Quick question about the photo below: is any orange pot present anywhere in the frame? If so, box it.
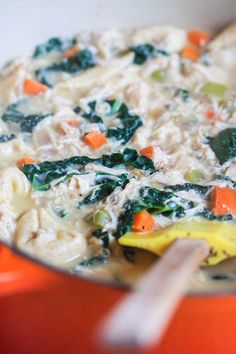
[1,242,236,354]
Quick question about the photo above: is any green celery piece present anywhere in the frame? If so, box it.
[109,99,123,115]
[151,69,167,83]
[185,170,204,183]
[87,210,110,228]
[201,82,227,98]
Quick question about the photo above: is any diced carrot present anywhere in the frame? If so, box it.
[188,30,210,48]
[205,111,215,119]
[17,156,38,169]
[204,111,222,121]
[140,146,155,160]
[82,131,107,149]
[23,79,48,96]
[63,47,79,58]
[181,46,200,61]
[132,210,155,232]
[210,187,236,216]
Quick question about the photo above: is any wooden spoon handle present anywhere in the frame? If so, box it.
[99,238,209,350]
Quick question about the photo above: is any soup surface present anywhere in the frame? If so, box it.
[1,23,236,289]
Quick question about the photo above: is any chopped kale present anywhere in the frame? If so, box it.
[22,149,155,191]
[74,106,81,114]
[106,101,143,144]
[130,44,168,65]
[115,186,195,237]
[101,148,155,171]
[107,115,142,144]
[177,88,190,102]
[36,49,96,86]
[20,114,49,133]
[35,68,52,88]
[208,128,236,165]
[2,102,50,133]
[115,203,135,238]
[80,173,129,206]
[122,148,155,171]
[81,101,105,130]
[33,37,76,58]
[75,99,143,144]
[92,229,109,248]
[131,44,155,65]
[198,208,233,221]
[22,156,93,191]
[165,183,211,198]
[136,186,194,216]
[0,134,16,143]
[2,102,24,123]
[46,49,95,73]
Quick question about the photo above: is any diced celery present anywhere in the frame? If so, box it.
[151,69,167,83]
[109,99,123,115]
[86,210,111,228]
[201,82,227,98]
[185,169,204,183]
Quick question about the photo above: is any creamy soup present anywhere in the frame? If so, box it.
[1,23,236,290]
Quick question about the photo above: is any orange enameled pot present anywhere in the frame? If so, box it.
[1,242,236,354]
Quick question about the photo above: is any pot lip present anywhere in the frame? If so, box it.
[3,240,236,298]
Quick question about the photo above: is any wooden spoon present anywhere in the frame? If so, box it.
[98,238,209,350]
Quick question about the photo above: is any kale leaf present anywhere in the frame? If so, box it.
[165,183,211,198]
[198,208,233,221]
[33,37,76,58]
[115,186,194,237]
[35,68,53,87]
[122,148,155,171]
[75,100,143,144]
[22,149,155,191]
[46,49,95,73]
[22,156,93,191]
[0,134,16,143]
[92,229,109,248]
[130,44,168,65]
[208,128,236,165]
[101,148,155,171]
[36,49,96,86]
[2,102,49,133]
[115,203,135,238]
[106,100,143,144]
[177,88,190,102]
[80,173,129,206]
[81,101,105,130]
[20,114,49,133]
[2,102,24,123]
